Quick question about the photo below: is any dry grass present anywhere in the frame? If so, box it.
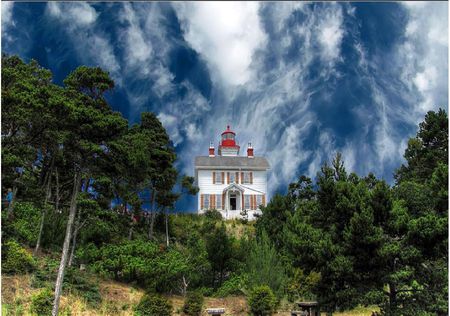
[2,274,378,316]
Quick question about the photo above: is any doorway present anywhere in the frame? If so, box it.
[230,193,237,210]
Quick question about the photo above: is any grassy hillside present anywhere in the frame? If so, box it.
[2,274,378,316]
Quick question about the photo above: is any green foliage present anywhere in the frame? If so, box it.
[134,293,172,316]
[215,273,248,297]
[205,222,233,288]
[248,285,277,316]
[396,108,448,183]
[64,268,102,308]
[182,291,204,316]
[30,288,53,316]
[183,232,212,289]
[203,209,223,222]
[245,231,287,298]
[285,268,320,302]
[85,240,188,292]
[1,240,36,274]
[4,202,41,246]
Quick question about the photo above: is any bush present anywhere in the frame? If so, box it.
[134,293,172,316]
[2,240,36,274]
[30,288,53,316]
[183,291,204,316]
[7,202,41,246]
[215,273,247,297]
[248,285,277,316]
[64,268,102,308]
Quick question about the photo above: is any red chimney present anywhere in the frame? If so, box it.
[209,141,215,157]
[247,142,254,158]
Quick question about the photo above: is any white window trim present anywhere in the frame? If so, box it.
[204,194,210,210]
[216,194,222,210]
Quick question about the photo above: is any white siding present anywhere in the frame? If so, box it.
[197,168,268,219]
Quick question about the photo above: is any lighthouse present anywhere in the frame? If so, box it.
[194,126,270,220]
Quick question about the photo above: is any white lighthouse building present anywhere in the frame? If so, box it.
[195,126,270,220]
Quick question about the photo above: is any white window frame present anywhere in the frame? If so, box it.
[243,172,251,184]
[244,195,251,210]
[215,172,222,184]
[204,194,210,209]
[216,194,222,210]
[256,195,263,208]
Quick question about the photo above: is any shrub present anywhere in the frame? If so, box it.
[134,293,172,316]
[183,291,204,316]
[8,202,41,246]
[64,268,102,308]
[203,209,223,221]
[2,240,36,274]
[215,273,247,297]
[248,285,277,316]
[30,288,53,316]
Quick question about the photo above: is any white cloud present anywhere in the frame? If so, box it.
[47,2,97,26]
[400,2,448,116]
[317,6,344,63]
[2,2,14,27]
[119,3,153,70]
[174,2,267,86]
[46,2,121,83]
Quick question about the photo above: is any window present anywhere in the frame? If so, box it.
[243,172,251,184]
[256,195,263,208]
[216,194,222,210]
[229,172,235,183]
[215,172,222,184]
[244,195,251,210]
[204,195,210,209]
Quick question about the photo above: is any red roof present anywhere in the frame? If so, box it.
[220,125,239,148]
[221,125,236,135]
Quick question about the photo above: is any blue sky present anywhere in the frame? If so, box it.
[2,2,448,211]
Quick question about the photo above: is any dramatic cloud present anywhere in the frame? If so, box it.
[2,2,14,27]
[174,2,267,86]
[401,2,448,118]
[3,2,447,210]
[46,2,121,82]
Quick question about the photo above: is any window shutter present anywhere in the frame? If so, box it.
[241,172,244,184]
[221,172,225,184]
[222,193,226,209]
[250,172,253,184]
[262,194,266,206]
[242,194,244,210]
[211,195,215,209]
[227,172,230,184]
[200,194,204,210]
[253,195,257,210]
[212,172,216,184]
[236,172,239,184]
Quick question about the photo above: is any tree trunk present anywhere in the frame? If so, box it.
[68,211,81,267]
[68,176,90,267]
[52,170,81,316]
[128,204,134,240]
[165,207,169,247]
[148,190,157,240]
[55,168,60,213]
[388,282,397,315]
[35,157,55,254]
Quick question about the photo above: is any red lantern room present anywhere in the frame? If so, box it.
[218,125,240,156]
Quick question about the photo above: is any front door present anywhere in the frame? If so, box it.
[230,193,237,210]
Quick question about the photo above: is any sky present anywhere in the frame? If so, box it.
[2,2,448,211]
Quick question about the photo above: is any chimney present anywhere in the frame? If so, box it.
[209,141,215,157]
[247,142,254,158]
